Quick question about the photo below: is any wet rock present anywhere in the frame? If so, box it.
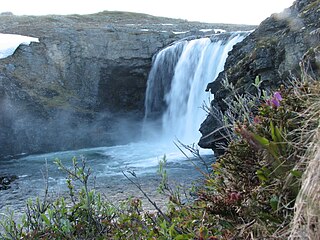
[199,0,320,154]
[0,175,18,190]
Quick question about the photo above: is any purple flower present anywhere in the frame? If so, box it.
[274,92,283,101]
[265,91,283,108]
[271,98,280,108]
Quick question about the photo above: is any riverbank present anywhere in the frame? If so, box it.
[0,166,201,214]
[0,144,210,227]
[1,70,319,239]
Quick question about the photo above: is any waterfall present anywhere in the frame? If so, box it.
[144,32,249,145]
[144,41,186,120]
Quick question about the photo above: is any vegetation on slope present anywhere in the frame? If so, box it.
[1,68,319,239]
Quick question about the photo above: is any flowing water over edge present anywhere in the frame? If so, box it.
[144,32,249,144]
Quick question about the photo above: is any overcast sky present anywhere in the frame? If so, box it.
[1,0,294,25]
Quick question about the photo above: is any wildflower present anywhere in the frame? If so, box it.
[271,98,281,108]
[266,91,283,108]
[274,91,283,101]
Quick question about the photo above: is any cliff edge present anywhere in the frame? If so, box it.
[199,0,320,153]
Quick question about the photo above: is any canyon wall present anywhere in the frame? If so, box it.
[0,11,254,157]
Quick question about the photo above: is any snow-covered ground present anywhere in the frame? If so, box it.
[0,33,39,59]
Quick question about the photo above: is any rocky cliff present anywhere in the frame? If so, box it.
[0,11,255,158]
[199,0,320,153]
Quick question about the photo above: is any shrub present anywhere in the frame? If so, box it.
[200,70,320,238]
[1,70,318,239]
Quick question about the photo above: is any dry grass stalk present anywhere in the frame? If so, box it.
[290,142,320,239]
[289,85,320,239]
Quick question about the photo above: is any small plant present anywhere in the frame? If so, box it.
[0,157,120,239]
[198,69,320,238]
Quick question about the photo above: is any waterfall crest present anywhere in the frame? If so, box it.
[144,32,249,145]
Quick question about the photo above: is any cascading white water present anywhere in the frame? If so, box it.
[145,32,249,144]
[144,41,186,120]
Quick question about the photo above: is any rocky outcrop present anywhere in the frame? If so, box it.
[199,0,320,153]
[0,11,255,158]
[0,175,18,190]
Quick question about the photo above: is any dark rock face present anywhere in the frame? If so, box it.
[0,11,255,158]
[199,0,320,153]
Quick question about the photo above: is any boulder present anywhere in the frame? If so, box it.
[0,175,18,190]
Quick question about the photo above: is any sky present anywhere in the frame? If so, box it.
[1,0,294,25]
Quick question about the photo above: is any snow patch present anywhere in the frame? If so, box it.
[0,33,39,59]
[199,29,213,32]
[172,31,189,34]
